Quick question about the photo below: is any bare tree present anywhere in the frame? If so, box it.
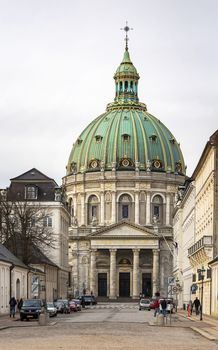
[0,193,55,265]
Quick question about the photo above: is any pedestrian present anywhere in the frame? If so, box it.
[18,298,23,312]
[193,297,200,315]
[160,298,167,317]
[153,298,160,317]
[9,297,17,318]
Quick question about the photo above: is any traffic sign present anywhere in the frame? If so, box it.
[168,277,175,286]
[172,286,178,292]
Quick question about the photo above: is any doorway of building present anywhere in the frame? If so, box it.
[98,273,107,296]
[142,273,152,297]
[119,272,130,297]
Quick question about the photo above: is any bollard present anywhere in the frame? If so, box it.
[38,313,47,326]
[157,313,164,326]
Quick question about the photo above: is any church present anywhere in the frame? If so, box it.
[63,28,186,299]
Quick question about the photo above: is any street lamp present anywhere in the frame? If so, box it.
[197,266,206,321]
[175,277,180,312]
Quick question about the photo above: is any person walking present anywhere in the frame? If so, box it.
[9,297,17,318]
[153,298,160,317]
[18,298,23,312]
[160,298,167,317]
[193,297,200,315]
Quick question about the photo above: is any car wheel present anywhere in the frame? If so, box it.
[139,308,141,311]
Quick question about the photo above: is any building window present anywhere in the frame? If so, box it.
[91,205,97,218]
[207,269,211,279]
[122,205,129,218]
[25,186,38,200]
[43,216,52,227]
[192,274,196,282]
[154,205,160,218]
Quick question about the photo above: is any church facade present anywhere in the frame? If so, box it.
[64,38,186,299]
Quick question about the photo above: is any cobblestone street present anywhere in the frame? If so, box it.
[0,303,218,350]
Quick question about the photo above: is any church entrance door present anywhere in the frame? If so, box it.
[98,273,107,296]
[119,272,130,297]
[142,273,152,297]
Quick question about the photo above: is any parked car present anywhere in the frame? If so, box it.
[20,299,43,321]
[79,295,97,306]
[69,301,77,312]
[54,301,65,314]
[56,299,70,314]
[71,299,82,311]
[139,298,151,311]
[46,302,57,317]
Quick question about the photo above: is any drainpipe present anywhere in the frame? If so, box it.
[9,264,15,299]
[27,270,31,299]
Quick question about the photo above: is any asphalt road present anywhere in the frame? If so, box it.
[0,303,217,350]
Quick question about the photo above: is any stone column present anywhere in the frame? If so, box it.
[146,192,151,225]
[166,194,170,226]
[100,192,105,226]
[109,249,117,299]
[132,249,140,299]
[111,191,116,224]
[90,249,97,295]
[152,249,160,297]
[80,194,85,226]
[135,192,140,225]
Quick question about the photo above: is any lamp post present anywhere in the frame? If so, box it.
[197,266,206,321]
[175,277,180,312]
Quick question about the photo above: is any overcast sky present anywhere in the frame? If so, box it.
[0,0,217,187]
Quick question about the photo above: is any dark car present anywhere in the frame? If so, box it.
[20,299,43,321]
[80,295,97,306]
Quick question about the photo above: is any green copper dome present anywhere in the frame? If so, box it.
[67,48,185,175]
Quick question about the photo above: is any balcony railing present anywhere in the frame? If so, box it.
[188,235,213,256]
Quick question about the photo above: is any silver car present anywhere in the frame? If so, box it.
[139,298,151,311]
[46,302,57,317]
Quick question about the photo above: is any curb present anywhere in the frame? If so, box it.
[191,326,216,341]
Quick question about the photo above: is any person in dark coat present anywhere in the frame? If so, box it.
[193,297,200,315]
[9,297,17,318]
[18,298,23,311]
[160,298,167,317]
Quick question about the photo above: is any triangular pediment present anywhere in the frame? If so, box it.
[89,221,157,239]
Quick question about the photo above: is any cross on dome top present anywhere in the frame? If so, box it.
[120,21,133,50]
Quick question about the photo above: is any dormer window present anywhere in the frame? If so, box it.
[122,133,130,142]
[77,138,83,145]
[95,135,103,143]
[25,185,38,200]
[149,134,157,142]
[170,138,176,144]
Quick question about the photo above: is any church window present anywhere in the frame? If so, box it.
[120,81,123,92]
[130,81,133,92]
[152,195,163,224]
[25,186,38,200]
[154,205,159,218]
[124,81,128,91]
[149,134,157,142]
[122,205,129,218]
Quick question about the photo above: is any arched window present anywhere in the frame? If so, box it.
[120,81,123,92]
[151,195,164,224]
[124,81,128,92]
[118,194,133,221]
[88,195,99,225]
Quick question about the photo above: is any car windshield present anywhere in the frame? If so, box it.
[47,303,54,307]
[23,300,41,307]
[141,299,150,304]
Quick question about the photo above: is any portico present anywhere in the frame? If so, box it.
[87,222,160,299]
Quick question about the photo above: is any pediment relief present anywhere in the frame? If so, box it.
[89,221,156,239]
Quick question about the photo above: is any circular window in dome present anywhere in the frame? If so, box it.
[90,159,99,169]
[153,160,162,169]
[122,159,130,167]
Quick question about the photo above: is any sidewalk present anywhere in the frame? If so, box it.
[0,313,55,331]
[177,309,218,341]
